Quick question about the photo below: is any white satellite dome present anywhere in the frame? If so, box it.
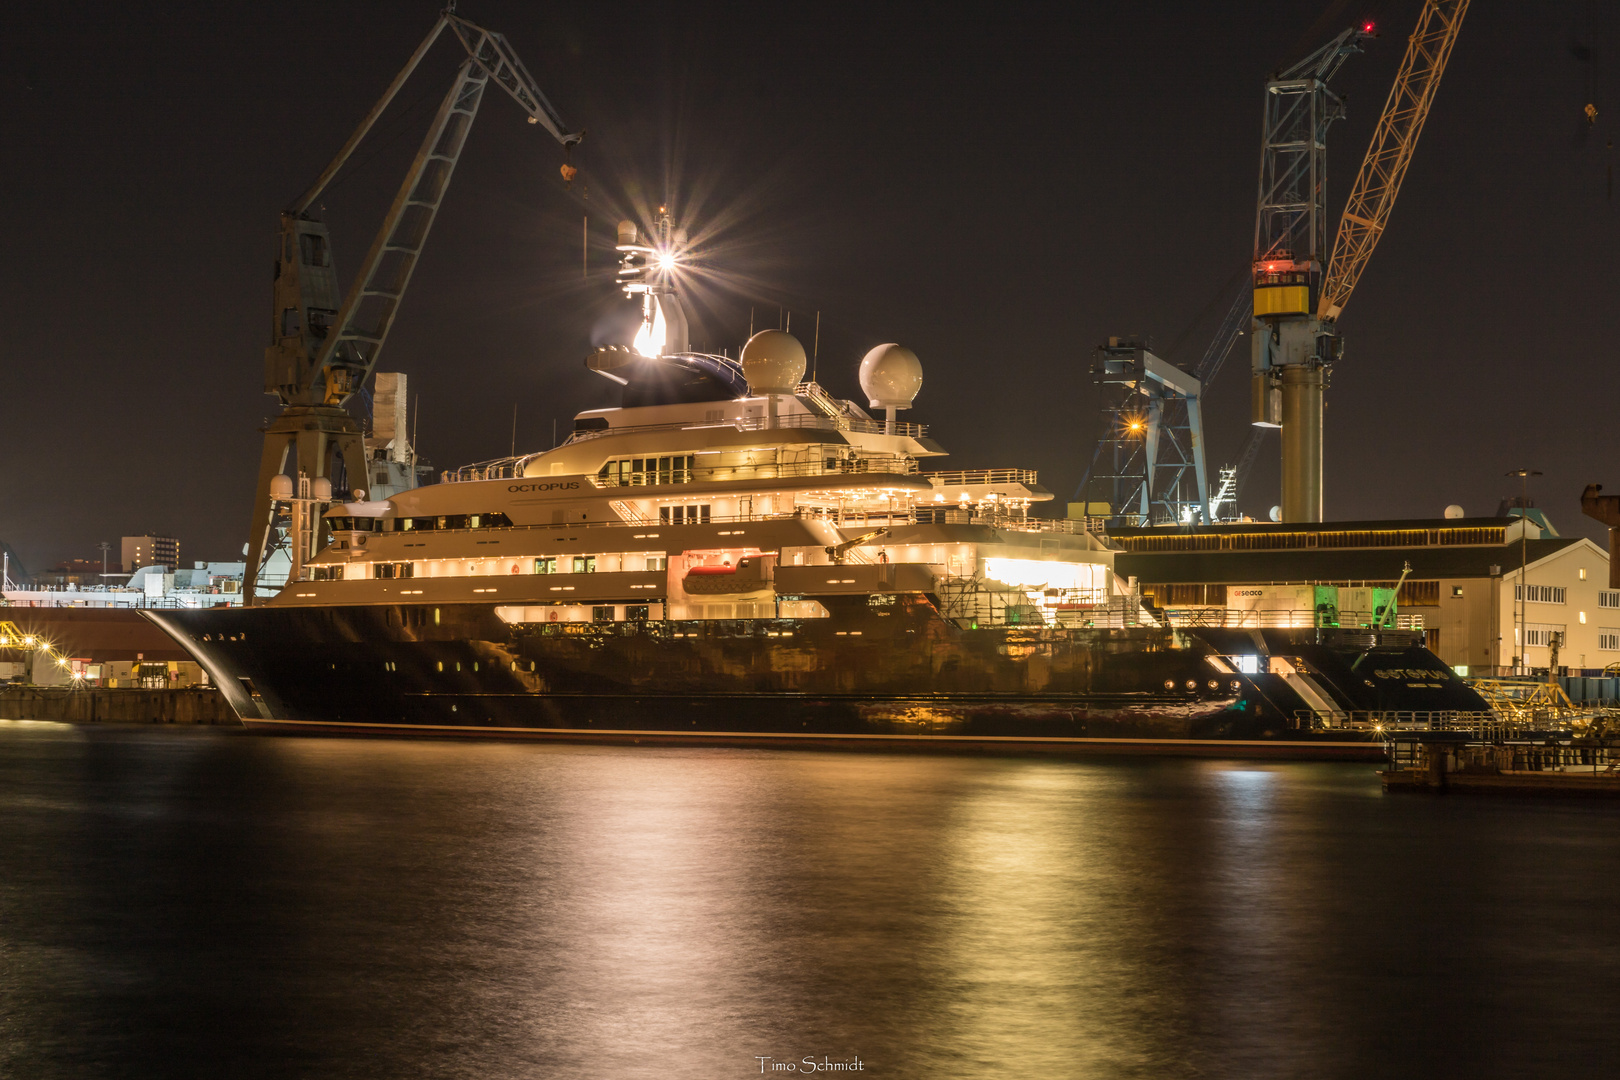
[858,344,923,410]
[1444,504,1465,519]
[740,330,807,395]
[1269,505,1282,522]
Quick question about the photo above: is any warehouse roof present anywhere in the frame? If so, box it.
[1117,537,1592,584]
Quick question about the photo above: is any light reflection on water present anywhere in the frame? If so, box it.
[1,723,1618,1079]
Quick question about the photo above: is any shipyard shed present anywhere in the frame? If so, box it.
[1111,517,1613,676]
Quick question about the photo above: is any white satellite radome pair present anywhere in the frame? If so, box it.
[740,331,922,432]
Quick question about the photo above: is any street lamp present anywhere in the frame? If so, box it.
[1506,468,1542,673]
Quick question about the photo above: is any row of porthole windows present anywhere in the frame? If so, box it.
[393,659,543,673]
[1165,678,1244,694]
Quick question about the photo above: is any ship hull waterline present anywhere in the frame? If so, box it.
[142,601,1403,761]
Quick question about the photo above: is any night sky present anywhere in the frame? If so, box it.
[2,1,1613,574]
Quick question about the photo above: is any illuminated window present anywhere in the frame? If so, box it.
[533,558,557,575]
[572,556,596,574]
[1580,567,1588,580]
[599,455,695,486]
[660,504,711,525]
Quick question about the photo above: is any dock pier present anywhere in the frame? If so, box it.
[0,686,239,726]
[1381,730,1620,796]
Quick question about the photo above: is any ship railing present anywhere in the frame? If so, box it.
[1001,517,1106,536]
[920,469,1041,488]
[444,456,529,483]
[561,412,929,446]
[794,380,847,419]
[1160,607,1425,630]
[911,509,1095,535]
[591,455,919,487]
[1302,710,1517,738]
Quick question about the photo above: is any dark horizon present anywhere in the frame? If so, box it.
[2,0,1613,573]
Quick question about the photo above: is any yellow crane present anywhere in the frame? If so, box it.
[1318,0,1471,321]
[1251,0,1469,522]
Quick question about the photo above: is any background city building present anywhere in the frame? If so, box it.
[121,535,179,573]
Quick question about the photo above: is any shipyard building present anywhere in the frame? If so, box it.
[1113,515,1613,676]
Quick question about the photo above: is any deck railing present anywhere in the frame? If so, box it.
[921,469,1040,488]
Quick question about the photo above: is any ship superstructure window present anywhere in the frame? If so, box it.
[308,566,341,581]
[534,557,558,574]
[592,606,614,622]
[1514,585,1567,604]
[661,504,711,525]
[396,513,512,532]
[599,455,695,487]
[572,556,597,574]
[373,562,415,579]
[325,516,381,532]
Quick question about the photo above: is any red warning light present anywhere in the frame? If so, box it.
[1362,21,1376,33]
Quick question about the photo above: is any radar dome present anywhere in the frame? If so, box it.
[1444,504,1465,519]
[740,330,807,395]
[1269,505,1282,522]
[269,474,293,500]
[858,344,923,410]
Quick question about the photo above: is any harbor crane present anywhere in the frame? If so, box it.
[1254,0,1469,521]
[244,9,581,600]
[1076,24,1370,527]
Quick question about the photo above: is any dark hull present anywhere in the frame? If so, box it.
[142,596,1479,760]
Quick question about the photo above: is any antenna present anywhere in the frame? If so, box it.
[812,311,821,383]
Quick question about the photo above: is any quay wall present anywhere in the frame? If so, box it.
[0,687,240,726]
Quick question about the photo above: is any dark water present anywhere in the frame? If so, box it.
[2,723,1618,1079]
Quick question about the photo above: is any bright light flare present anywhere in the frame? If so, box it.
[658,252,678,272]
[633,296,670,357]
